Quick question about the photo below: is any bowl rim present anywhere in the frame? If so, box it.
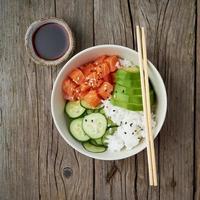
[51,44,167,160]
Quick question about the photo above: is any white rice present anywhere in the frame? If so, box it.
[102,99,156,152]
[119,58,134,67]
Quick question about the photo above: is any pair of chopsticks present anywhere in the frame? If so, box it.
[136,26,157,186]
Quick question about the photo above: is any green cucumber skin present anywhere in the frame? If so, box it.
[81,100,102,110]
[107,118,118,128]
[82,142,107,153]
[90,139,98,146]
[95,138,104,146]
[99,108,105,115]
[82,113,107,139]
[65,110,86,119]
[102,127,117,146]
[69,132,90,142]
[69,118,90,142]
[86,109,94,115]
[65,101,86,118]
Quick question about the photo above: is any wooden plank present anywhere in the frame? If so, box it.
[0,0,94,199]
[129,0,195,199]
[0,0,55,199]
[52,0,94,200]
[93,1,138,200]
[195,0,200,199]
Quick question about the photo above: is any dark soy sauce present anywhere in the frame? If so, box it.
[32,23,69,60]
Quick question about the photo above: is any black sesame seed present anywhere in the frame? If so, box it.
[85,119,87,122]
[125,122,127,125]
[130,123,133,127]
[124,132,127,134]
[113,110,116,112]
[91,119,93,122]
[120,121,123,125]
[132,132,134,135]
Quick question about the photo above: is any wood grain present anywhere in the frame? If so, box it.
[0,0,94,200]
[195,0,200,199]
[129,0,195,199]
[53,0,94,199]
[0,0,198,199]
[0,0,55,199]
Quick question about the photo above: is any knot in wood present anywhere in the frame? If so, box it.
[63,167,73,178]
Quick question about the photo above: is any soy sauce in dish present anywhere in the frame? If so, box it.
[32,23,69,60]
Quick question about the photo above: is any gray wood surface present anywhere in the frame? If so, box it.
[195,1,200,200]
[0,0,198,200]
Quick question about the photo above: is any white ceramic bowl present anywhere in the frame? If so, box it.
[51,45,167,160]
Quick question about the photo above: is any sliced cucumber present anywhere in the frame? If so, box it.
[95,138,104,145]
[99,108,105,115]
[82,113,107,139]
[81,100,101,110]
[102,127,117,146]
[86,109,94,115]
[65,101,85,118]
[83,142,106,153]
[107,118,118,128]
[90,139,98,146]
[69,118,90,141]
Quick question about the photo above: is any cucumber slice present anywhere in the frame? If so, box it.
[94,109,100,113]
[65,101,86,118]
[81,100,101,110]
[113,91,154,104]
[102,127,117,146]
[90,139,98,146]
[82,113,107,139]
[95,138,104,145]
[70,118,90,141]
[83,142,106,153]
[107,118,118,128]
[86,109,94,115]
[99,108,105,115]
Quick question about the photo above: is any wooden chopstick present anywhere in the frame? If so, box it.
[136,26,154,186]
[141,27,158,186]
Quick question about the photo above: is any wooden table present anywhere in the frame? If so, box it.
[0,0,199,199]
